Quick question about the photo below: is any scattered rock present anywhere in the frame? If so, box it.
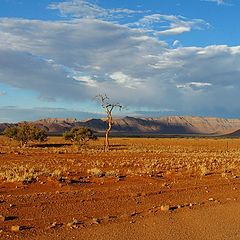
[67,218,81,229]
[208,198,214,201]
[160,205,170,211]
[130,211,137,217]
[92,217,100,224]
[104,215,117,222]
[11,225,21,232]
[49,222,59,229]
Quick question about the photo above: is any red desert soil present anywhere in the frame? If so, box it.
[1,136,240,239]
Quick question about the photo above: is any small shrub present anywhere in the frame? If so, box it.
[87,168,104,177]
[199,164,210,176]
[105,170,120,177]
[0,165,38,183]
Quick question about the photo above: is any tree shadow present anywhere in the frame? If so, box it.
[33,143,72,148]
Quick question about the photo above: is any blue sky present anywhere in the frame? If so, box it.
[0,0,240,122]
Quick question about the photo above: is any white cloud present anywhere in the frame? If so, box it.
[48,0,145,20]
[172,40,181,48]
[109,72,143,89]
[176,82,212,89]
[48,1,209,37]
[48,0,108,19]
[202,0,228,5]
[0,4,240,117]
[128,14,209,36]
[72,75,97,87]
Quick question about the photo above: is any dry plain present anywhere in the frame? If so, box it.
[1,136,240,239]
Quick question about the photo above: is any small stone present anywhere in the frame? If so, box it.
[11,225,21,232]
[208,198,214,201]
[92,218,100,224]
[49,222,57,228]
[130,211,137,217]
[0,215,5,221]
[160,205,170,211]
[66,218,80,229]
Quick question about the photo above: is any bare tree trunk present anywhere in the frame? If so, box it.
[95,94,122,152]
[104,114,112,151]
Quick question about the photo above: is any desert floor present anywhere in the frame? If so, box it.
[1,136,240,239]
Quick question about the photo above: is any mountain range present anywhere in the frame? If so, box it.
[1,116,240,136]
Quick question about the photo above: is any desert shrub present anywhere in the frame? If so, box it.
[4,123,47,147]
[63,127,96,147]
[0,165,38,183]
[87,168,104,177]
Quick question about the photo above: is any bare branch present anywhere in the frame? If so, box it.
[95,94,124,151]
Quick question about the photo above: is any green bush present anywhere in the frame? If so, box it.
[63,127,96,147]
[4,123,47,147]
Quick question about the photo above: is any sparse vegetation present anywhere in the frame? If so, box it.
[0,165,39,183]
[0,163,67,183]
[1,136,240,239]
[87,168,104,177]
[1,136,240,182]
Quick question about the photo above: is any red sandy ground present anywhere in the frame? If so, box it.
[0,137,240,239]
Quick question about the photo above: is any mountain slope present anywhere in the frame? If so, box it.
[1,116,240,136]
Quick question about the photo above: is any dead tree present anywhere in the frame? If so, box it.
[95,94,123,151]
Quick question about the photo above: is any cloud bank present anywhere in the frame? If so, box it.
[0,0,240,119]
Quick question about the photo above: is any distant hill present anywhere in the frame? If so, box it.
[1,116,240,136]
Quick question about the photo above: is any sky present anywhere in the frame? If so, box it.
[0,0,240,122]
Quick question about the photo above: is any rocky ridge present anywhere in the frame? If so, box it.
[1,116,240,136]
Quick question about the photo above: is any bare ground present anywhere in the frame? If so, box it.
[1,137,240,239]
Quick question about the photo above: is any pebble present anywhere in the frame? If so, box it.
[160,205,170,211]
[92,218,100,224]
[11,225,21,232]
[49,222,58,229]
